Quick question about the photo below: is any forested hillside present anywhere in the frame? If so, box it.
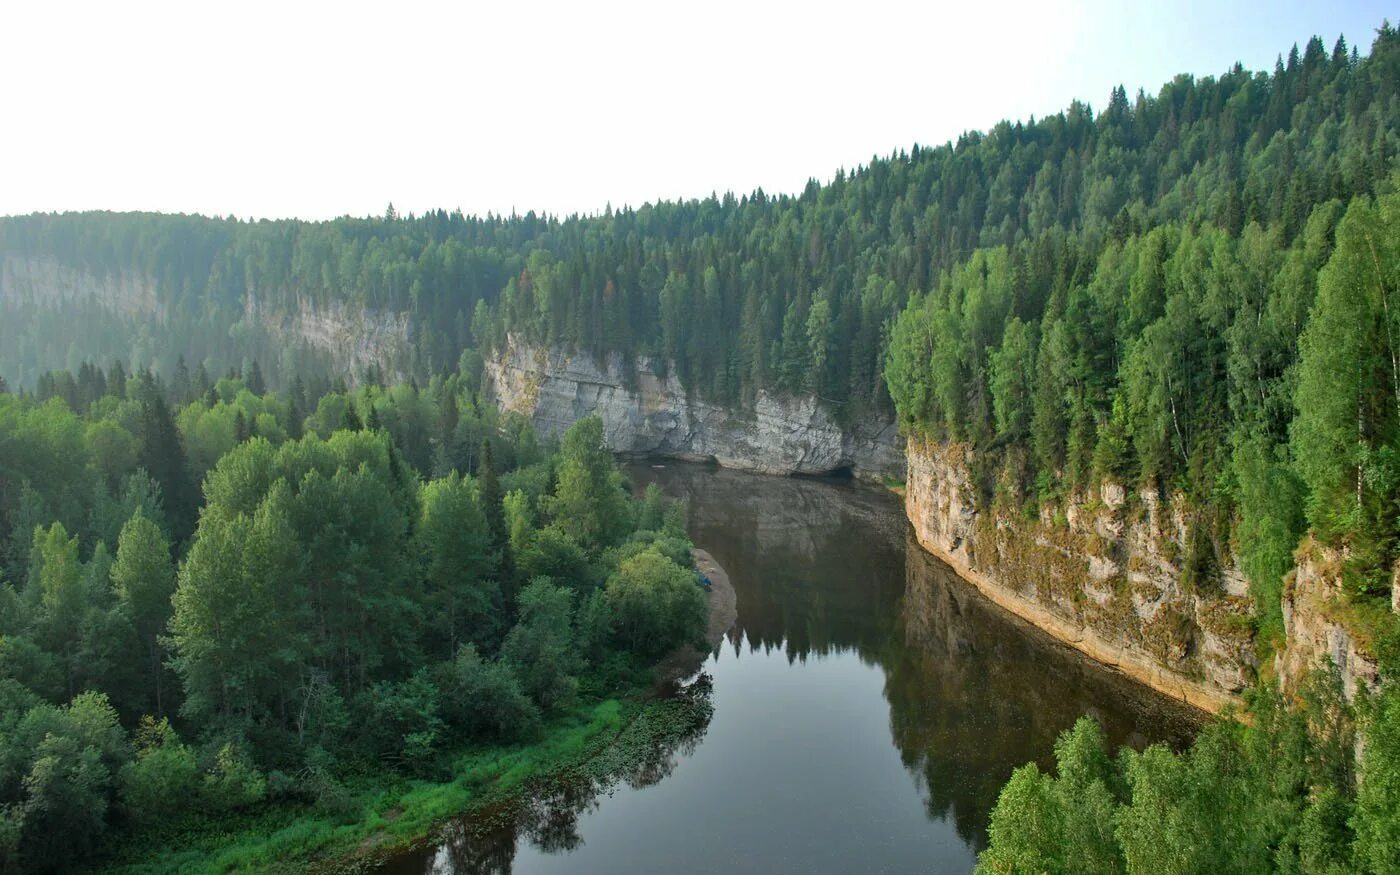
[0,360,710,872]
[882,48,1399,639]
[5,29,1396,425]
[4,22,1400,875]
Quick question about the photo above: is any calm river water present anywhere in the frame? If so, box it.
[383,462,1201,874]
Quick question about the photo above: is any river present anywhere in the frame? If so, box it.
[383,462,1201,874]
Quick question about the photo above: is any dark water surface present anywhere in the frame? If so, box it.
[383,463,1201,874]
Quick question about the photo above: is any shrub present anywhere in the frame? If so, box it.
[604,547,706,661]
[119,717,200,824]
[201,743,267,811]
[434,644,540,742]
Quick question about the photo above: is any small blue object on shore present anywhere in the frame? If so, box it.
[697,572,712,589]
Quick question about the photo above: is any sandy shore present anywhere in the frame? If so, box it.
[655,547,737,684]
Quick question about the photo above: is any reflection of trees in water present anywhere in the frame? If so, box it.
[424,813,517,875]
[635,462,1200,851]
[886,536,1202,848]
[518,779,596,854]
[633,463,908,664]
[389,675,714,874]
[624,711,705,790]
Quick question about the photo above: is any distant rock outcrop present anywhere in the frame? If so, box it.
[483,335,904,480]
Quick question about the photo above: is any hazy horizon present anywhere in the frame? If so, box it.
[2,0,1392,222]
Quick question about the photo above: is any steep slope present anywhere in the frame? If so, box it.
[484,335,902,478]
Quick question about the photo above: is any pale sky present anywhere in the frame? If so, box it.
[0,0,1391,221]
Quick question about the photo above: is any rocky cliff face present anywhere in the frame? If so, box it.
[1276,542,1384,700]
[484,336,904,479]
[243,292,414,384]
[903,437,1255,713]
[1,256,163,320]
[1,255,414,384]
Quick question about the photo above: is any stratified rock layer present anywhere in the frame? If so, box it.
[484,335,904,479]
[1277,542,1383,700]
[903,436,1255,714]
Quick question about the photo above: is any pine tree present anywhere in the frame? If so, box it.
[287,376,306,440]
[172,356,192,405]
[138,394,198,542]
[478,440,511,586]
[109,360,127,399]
[244,360,266,396]
[342,402,363,432]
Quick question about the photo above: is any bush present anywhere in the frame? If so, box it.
[119,717,200,824]
[434,645,540,742]
[607,531,693,572]
[201,743,267,811]
[354,671,444,770]
[518,527,596,593]
[604,547,706,661]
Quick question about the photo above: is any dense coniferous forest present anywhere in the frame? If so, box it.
[0,360,708,872]
[5,29,1396,419]
[3,21,1400,875]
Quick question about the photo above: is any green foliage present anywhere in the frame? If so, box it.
[0,348,702,869]
[0,692,127,871]
[603,548,707,661]
[502,580,578,712]
[433,644,540,742]
[111,509,175,714]
[1355,683,1400,872]
[415,473,497,657]
[118,717,199,825]
[549,417,631,550]
[1292,194,1400,596]
[978,718,1124,875]
[200,742,267,811]
[1233,435,1306,640]
[517,527,594,593]
[979,667,1394,875]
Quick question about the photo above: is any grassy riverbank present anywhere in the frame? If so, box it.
[90,546,735,875]
[89,697,631,874]
[90,683,717,875]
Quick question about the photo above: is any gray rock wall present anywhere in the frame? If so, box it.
[903,436,1254,713]
[1277,543,1383,700]
[483,335,904,479]
[1,256,163,320]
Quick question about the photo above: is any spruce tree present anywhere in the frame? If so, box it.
[478,439,512,586]
[137,394,198,542]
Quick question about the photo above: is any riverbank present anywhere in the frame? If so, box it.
[90,554,734,875]
[656,548,738,685]
[89,700,636,874]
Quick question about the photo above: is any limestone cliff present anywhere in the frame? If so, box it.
[903,437,1255,713]
[484,335,904,479]
[1276,542,1384,700]
[242,292,414,384]
[1,255,413,384]
[1,256,163,321]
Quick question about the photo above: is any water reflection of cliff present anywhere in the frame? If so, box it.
[636,463,908,663]
[389,463,1203,873]
[639,462,1201,851]
[890,536,1201,848]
